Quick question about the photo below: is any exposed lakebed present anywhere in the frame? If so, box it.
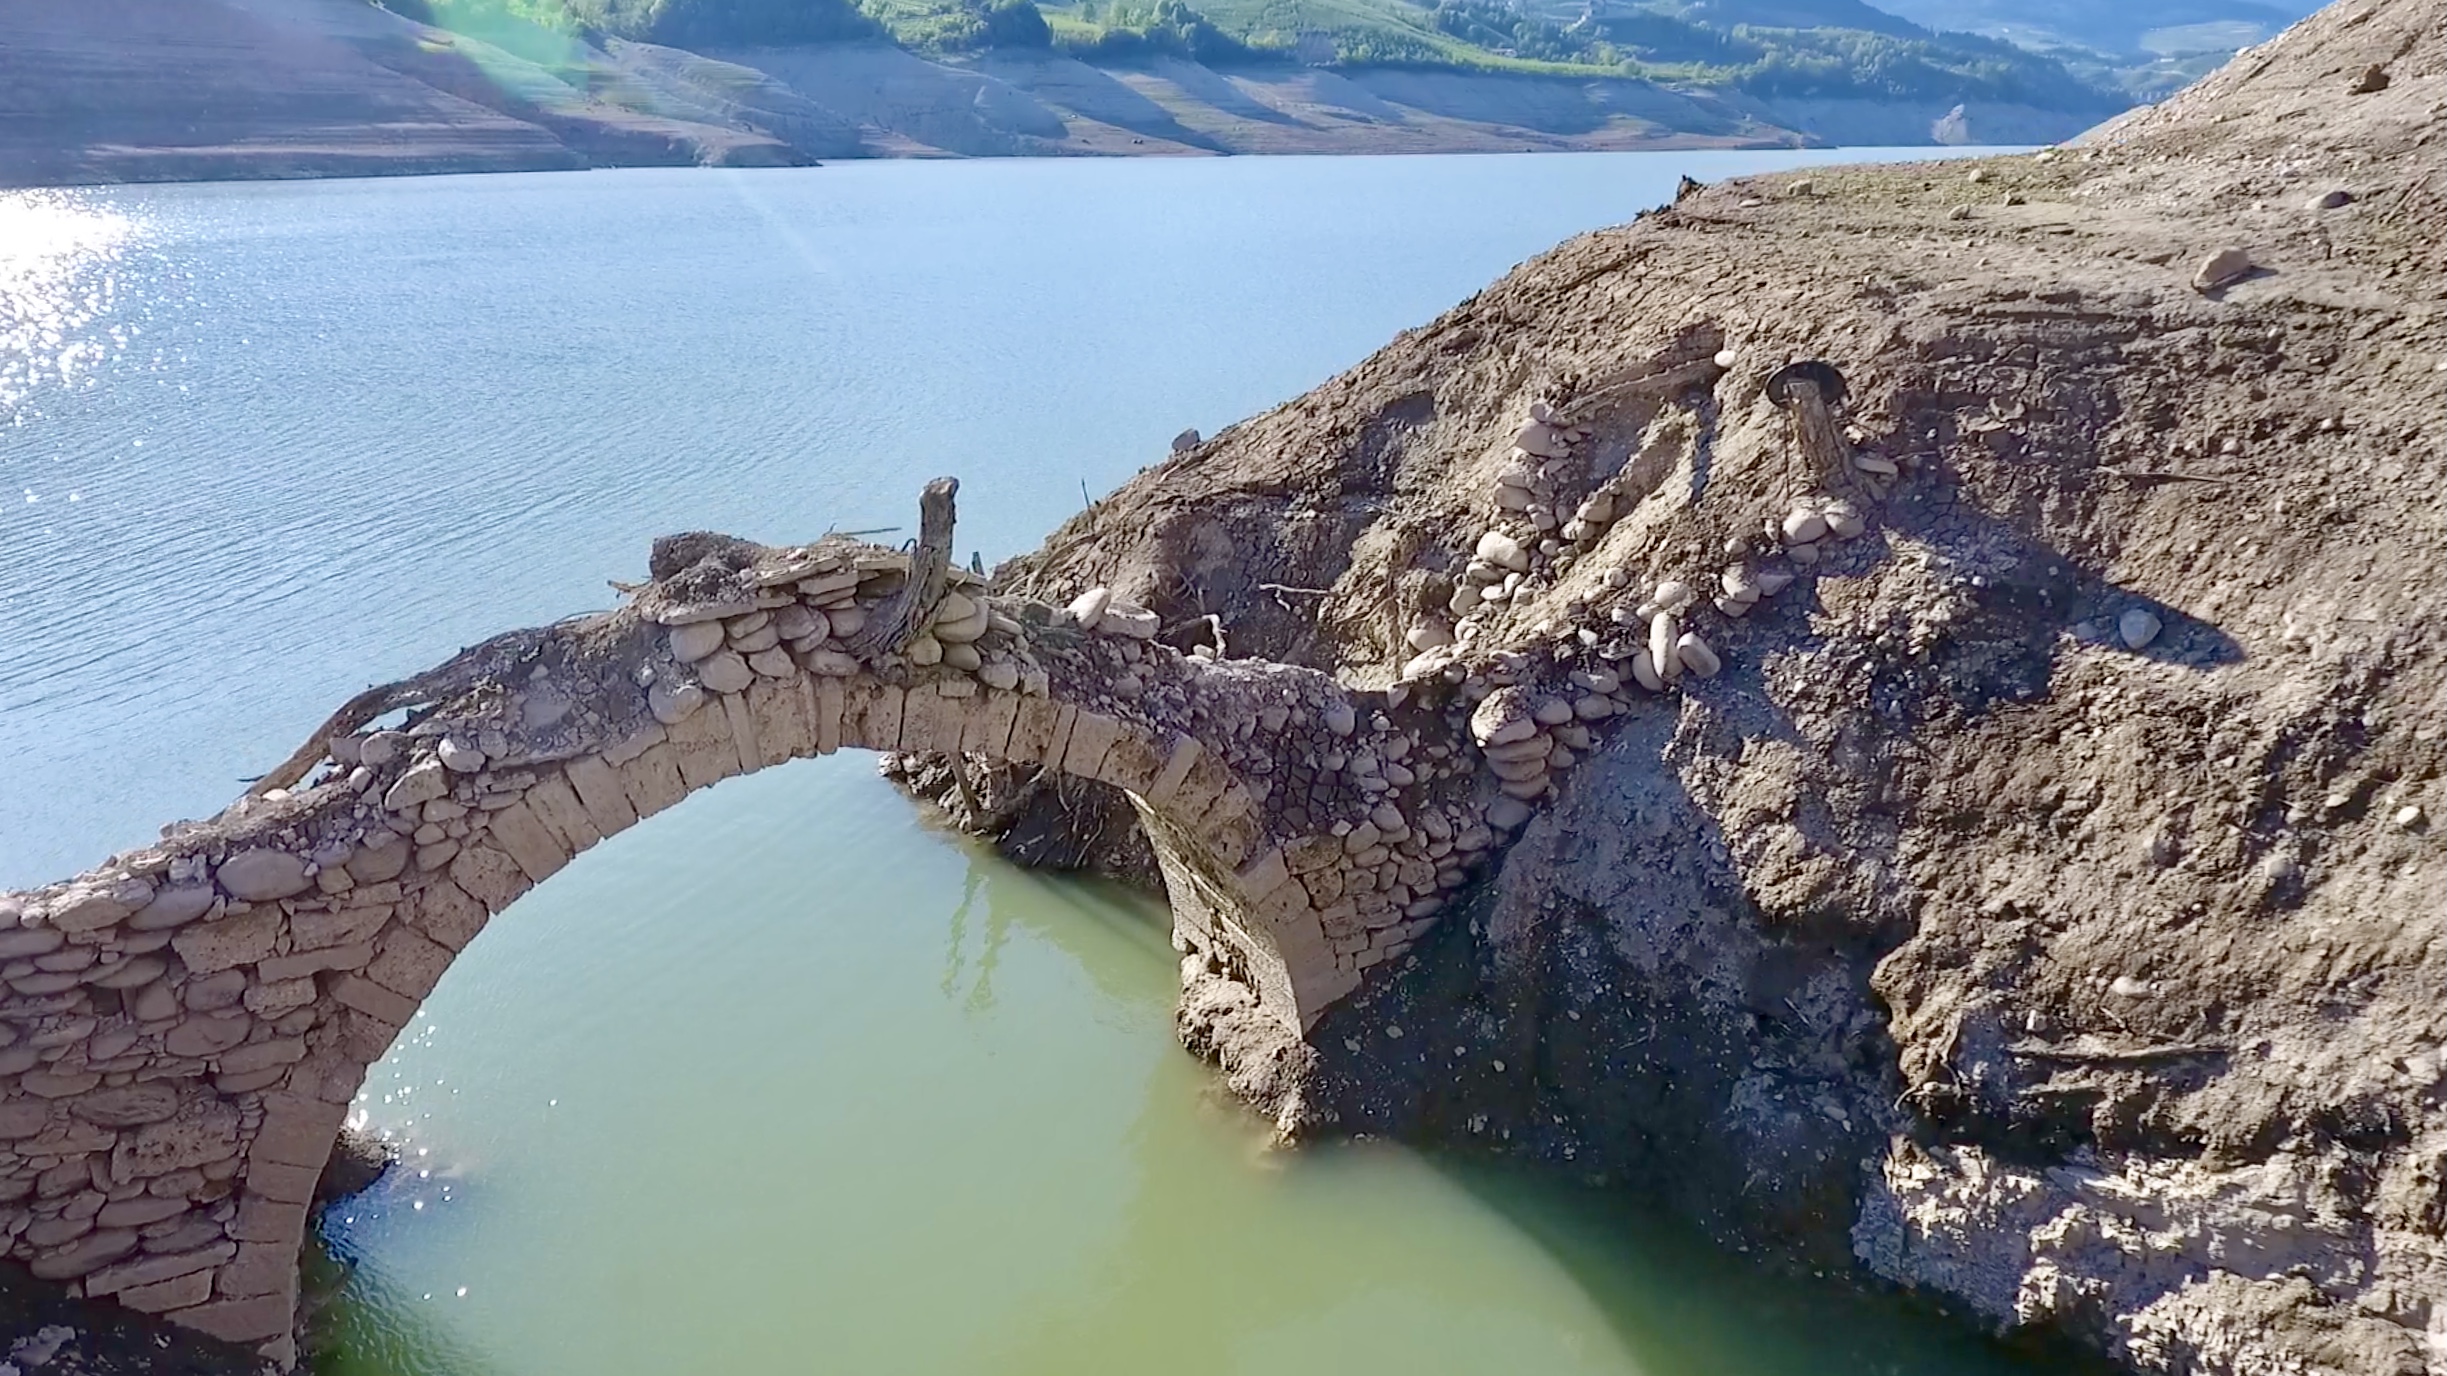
[0,151,2045,1374]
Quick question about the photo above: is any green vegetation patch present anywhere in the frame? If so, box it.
[379,0,2129,111]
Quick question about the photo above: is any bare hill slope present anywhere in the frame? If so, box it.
[991,2,2447,1371]
[0,0,2116,185]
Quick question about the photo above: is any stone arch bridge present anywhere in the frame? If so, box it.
[0,480,1531,1363]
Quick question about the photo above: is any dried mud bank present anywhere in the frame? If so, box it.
[989,3,2447,1373]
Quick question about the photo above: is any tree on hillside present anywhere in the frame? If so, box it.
[978,0,1053,49]
[569,0,887,43]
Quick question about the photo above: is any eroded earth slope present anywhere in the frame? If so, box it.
[996,2,2447,1370]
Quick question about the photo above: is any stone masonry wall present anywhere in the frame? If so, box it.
[0,505,1582,1365]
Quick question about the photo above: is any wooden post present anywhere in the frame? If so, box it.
[846,476,959,658]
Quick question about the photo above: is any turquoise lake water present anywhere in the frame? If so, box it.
[0,151,2050,1374]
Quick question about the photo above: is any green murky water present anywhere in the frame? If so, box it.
[308,763,2038,1376]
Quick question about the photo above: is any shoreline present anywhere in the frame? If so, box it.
[2,141,2011,197]
[0,133,1797,195]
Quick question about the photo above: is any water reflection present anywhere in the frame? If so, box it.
[0,190,138,423]
[941,861,1014,1014]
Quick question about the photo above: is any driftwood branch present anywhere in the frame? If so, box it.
[1560,357,1722,422]
[2010,1041,2227,1066]
[247,624,554,798]
[846,477,959,657]
[1786,380,1851,487]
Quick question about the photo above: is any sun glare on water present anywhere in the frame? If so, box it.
[0,190,140,421]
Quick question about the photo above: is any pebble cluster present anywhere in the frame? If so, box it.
[1389,389,1890,812]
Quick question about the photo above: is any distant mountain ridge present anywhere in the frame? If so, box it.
[1866,0,2328,96]
[1872,0,2321,52]
[0,0,2317,186]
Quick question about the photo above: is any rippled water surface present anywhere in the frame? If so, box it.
[0,153,2039,1375]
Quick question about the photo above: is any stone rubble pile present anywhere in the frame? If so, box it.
[1385,381,1899,812]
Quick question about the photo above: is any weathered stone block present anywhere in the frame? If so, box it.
[720,691,763,774]
[117,1266,213,1313]
[1095,729,1165,794]
[813,678,845,754]
[365,926,451,1002]
[894,680,948,753]
[1284,835,1343,875]
[1253,876,1313,928]
[1235,847,1291,908]
[289,897,391,953]
[69,1085,179,1128]
[217,1039,306,1078]
[841,681,903,753]
[213,1065,290,1096]
[255,942,373,984]
[747,679,814,765]
[0,926,66,958]
[30,1227,139,1279]
[616,743,686,819]
[521,774,602,855]
[214,850,311,903]
[240,1157,321,1207]
[1145,737,1204,808]
[164,1013,252,1058]
[331,974,417,1027]
[25,1212,95,1247]
[50,886,135,933]
[228,1193,307,1244]
[447,845,527,915]
[345,838,410,885]
[128,884,215,932]
[1059,712,1125,781]
[1201,804,1260,873]
[1002,697,1060,765]
[165,1292,290,1343]
[599,722,664,767]
[22,1119,115,1157]
[21,1071,101,1099]
[205,1239,288,1299]
[251,1094,344,1172]
[128,980,179,1024]
[563,754,638,837]
[170,907,279,976]
[483,801,569,885]
[113,1103,241,1181]
[382,760,449,812]
[413,881,488,952]
[342,1010,409,1064]
[959,690,1022,757]
[665,698,743,790]
[94,1194,186,1229]
[297,1050,367,1105]
[91,954,168,989]
[0,1100,53,1139]
[184,968,247,1011]
[1167,752,1234,825]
